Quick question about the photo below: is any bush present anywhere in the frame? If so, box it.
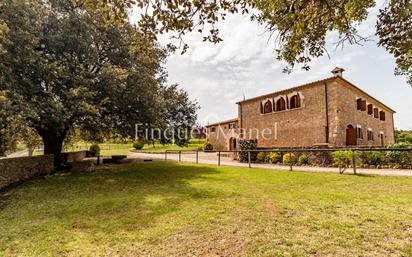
[256,152,267,163]
[238,139,258,163]
[267,151,281,164]
[361,151,385,166]
[298,154,309,165]
[386,143,411,168]
[133,140,144,150]
[203,141,213,151]
[89,144,100,157]
[282,152,297,165]
[332,150,354,173]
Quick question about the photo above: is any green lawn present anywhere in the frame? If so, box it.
[1,162,412,256]
[32,139,205,156]
[138,139,205,153]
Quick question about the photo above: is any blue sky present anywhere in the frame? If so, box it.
[148,1,412,129]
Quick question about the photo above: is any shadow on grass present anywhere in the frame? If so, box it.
[0,161,221,234]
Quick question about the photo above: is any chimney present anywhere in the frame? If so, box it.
[331,67,345,78]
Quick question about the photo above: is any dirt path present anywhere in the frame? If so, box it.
[130,151,412,177]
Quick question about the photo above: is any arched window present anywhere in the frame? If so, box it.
[275,97,286,111]
[290,94,301,109]
[263,100,273,113]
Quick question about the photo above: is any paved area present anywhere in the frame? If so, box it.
[130,151,412,177]
[2,150,29,159]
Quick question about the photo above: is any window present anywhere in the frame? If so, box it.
[357,98,366,111]
[379,111,385,121]
[290,94,301,109]
[263,100,273,113]
[367,129,374,141]
[210,127,215,132]
[367,104,373,115]
[275,97,286,111]
[374,108,379,118]
[361,100,366,111]
[228,123,236,129]
[356,126,363,139]
[357,98,362,110]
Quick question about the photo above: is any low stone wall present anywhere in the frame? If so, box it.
[62,151,87,163]
[0,155,54,190]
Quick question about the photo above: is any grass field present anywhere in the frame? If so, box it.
[138,139,205,153]
[1,162,412,256]
[32,139,206,157]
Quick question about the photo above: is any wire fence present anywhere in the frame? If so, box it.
[165,148,412,174]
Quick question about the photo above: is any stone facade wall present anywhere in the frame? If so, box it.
[331,79,395,146]
[207,76,395,150]
[0,155,54,190]
[207,120,238,151]
[239,82,329,148]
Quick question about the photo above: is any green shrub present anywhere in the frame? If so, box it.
[238,139,258,163]
[282,152,297,165]
[267,151,281,164]
[133,140,144,150]
[256,152,267,163]
[203,141,213,151]
[361,151,385,166]
[386,143,411,168]
[332,150,354,173]
[89,144,100,157]
[298,154,309,165]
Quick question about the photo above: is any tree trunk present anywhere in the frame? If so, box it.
[36,128,66,168]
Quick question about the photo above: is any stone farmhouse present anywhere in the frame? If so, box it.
[206,68,395,151]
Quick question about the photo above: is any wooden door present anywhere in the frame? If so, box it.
[346,125,356,146]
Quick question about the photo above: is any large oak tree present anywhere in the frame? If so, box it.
[0,0,198,165]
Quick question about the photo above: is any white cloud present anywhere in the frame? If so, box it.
[149,2,412,129]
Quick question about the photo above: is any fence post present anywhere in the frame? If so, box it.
[248,151,251,168]
[218,151,221,166]
[97,154,100,166]
[196,150,198,164]
[352,151,357,175]
[165,151,167,161]
[179,151,181,162]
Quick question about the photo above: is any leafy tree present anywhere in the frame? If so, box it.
[20,127,42,157]
[159,84,199,147]
[82,0,411,85]
[377,0,412,85]
[0,0,198,166]
[0,91,19,156]
[395,130,412,144]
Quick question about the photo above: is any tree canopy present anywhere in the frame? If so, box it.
[0,0,198,164]
[82,0,411,84]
